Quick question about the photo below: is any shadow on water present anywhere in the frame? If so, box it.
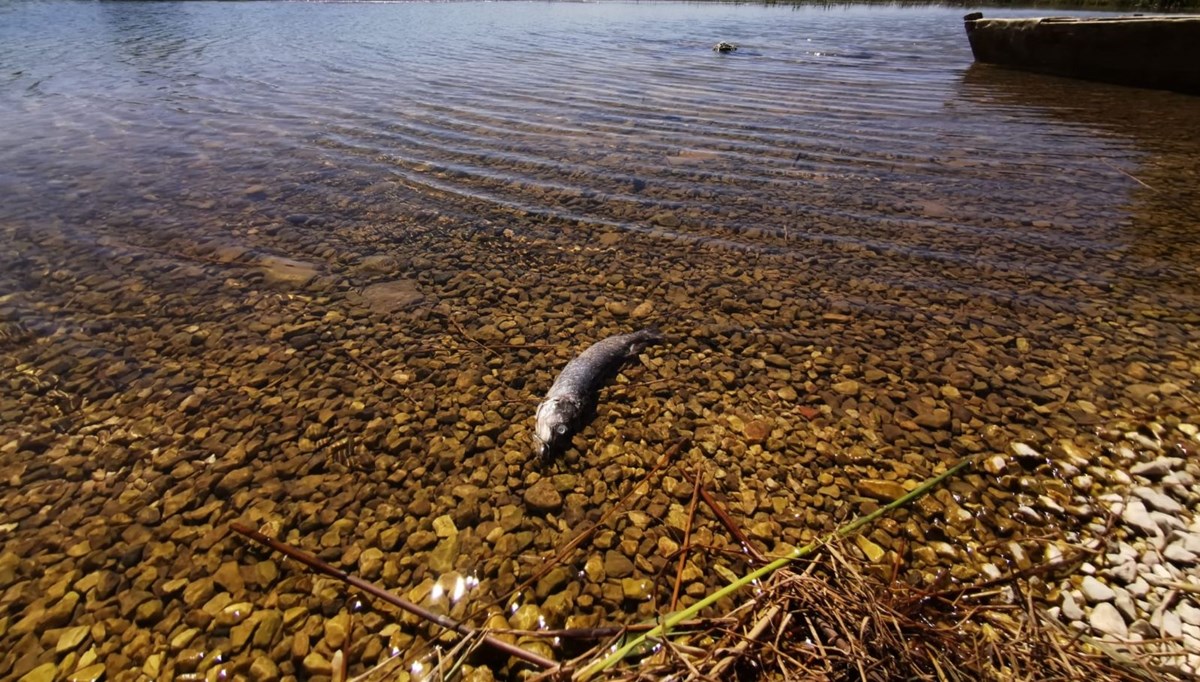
[956,63,1200,302]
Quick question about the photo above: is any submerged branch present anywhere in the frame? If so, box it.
[229,523,556,671]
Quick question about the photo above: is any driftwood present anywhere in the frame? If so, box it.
[229,523,556,670]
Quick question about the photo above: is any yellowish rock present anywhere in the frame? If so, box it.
[854,535,886,563]
[432,515,457,537]
[56,625,90,653]
[18,663,57,682]
[324,611,350,650]
[67,663,105,682]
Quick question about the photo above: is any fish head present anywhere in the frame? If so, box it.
[534,396,579,459]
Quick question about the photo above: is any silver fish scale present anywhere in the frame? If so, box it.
[544,329,662,404]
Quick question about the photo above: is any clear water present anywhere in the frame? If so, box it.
[1,1,1199,679]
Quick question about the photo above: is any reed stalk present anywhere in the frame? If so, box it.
[574,456,974,681]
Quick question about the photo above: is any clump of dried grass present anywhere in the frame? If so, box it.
[570,541,1176,682]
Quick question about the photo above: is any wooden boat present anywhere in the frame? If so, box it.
[962,13,1200,95]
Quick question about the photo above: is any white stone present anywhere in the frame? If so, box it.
[1124,432,1162,452]
[1186,654,1200,675]
[1127,577,1151,597]
[1178,602,1200,627]
[1164,543,1197,565]
[1038,495,1065,514]
[1061,591,1084,620]
[1134,486,1184,513]
[1090,602,1129,639]
[1114,591,1138,622]
[1163,610,1184,639]
[1017,506,1043,523]
[1151,512,1186,531]
[1104,560,1138,585]
[1044,544,1063,563]
[1131,458,1182,478]
[1181,533,1200,555]
[1081,576,1116,603]
[1122,499,1163,536]
[1011,442,1040,459]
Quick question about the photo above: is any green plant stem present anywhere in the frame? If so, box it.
[575,457,974,681]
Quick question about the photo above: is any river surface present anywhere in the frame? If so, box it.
[1,2,1199,680]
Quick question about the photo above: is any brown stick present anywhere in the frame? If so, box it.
[670,468,703,611]
[229,523,555,670]
[446,315,504,360]
[680,470,768,565]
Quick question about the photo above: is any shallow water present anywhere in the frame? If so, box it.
[1,1,1199,679]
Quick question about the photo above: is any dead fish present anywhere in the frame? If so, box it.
[534,328,664,460]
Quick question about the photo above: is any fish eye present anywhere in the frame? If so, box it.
[555,424,567,435]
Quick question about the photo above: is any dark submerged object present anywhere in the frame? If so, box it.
[713,41,737,53]
[963,12,1200,96]
[533,328,663,460]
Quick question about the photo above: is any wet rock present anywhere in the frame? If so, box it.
[604,551,634,579]
[215,468,253,497]
[536,567,569,599]
[216,602,253,627]
[428,534,460,573]
[249,655,280,682]
[407,531,437,551]
[621,578,653,601]
[831,380,860,396]
[584,554,606,583]
[302,651,332,676]
[650,212,679,228]
[509,604,542,631]
[856,480,907,502]
[258,255,318,286]
[66,664,105,682]
[524,478,563,513]
[18,663,57,682]
[214,561,246,594]
[359,548,384,579]
[361,280,423,313]
[55,625,89,653]
[324,612,350,650]
[356,254,399,275]
[854,535,885,562]
[44,592,80,628]
[254,610,283,649]
[914,408,951,430]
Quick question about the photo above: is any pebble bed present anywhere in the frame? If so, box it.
[2,172,1198,680]
[1035,424,1200,675]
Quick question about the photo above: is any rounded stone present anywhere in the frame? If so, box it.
[523,479,563,513]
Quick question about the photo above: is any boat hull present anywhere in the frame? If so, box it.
[963,13,1200,95]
